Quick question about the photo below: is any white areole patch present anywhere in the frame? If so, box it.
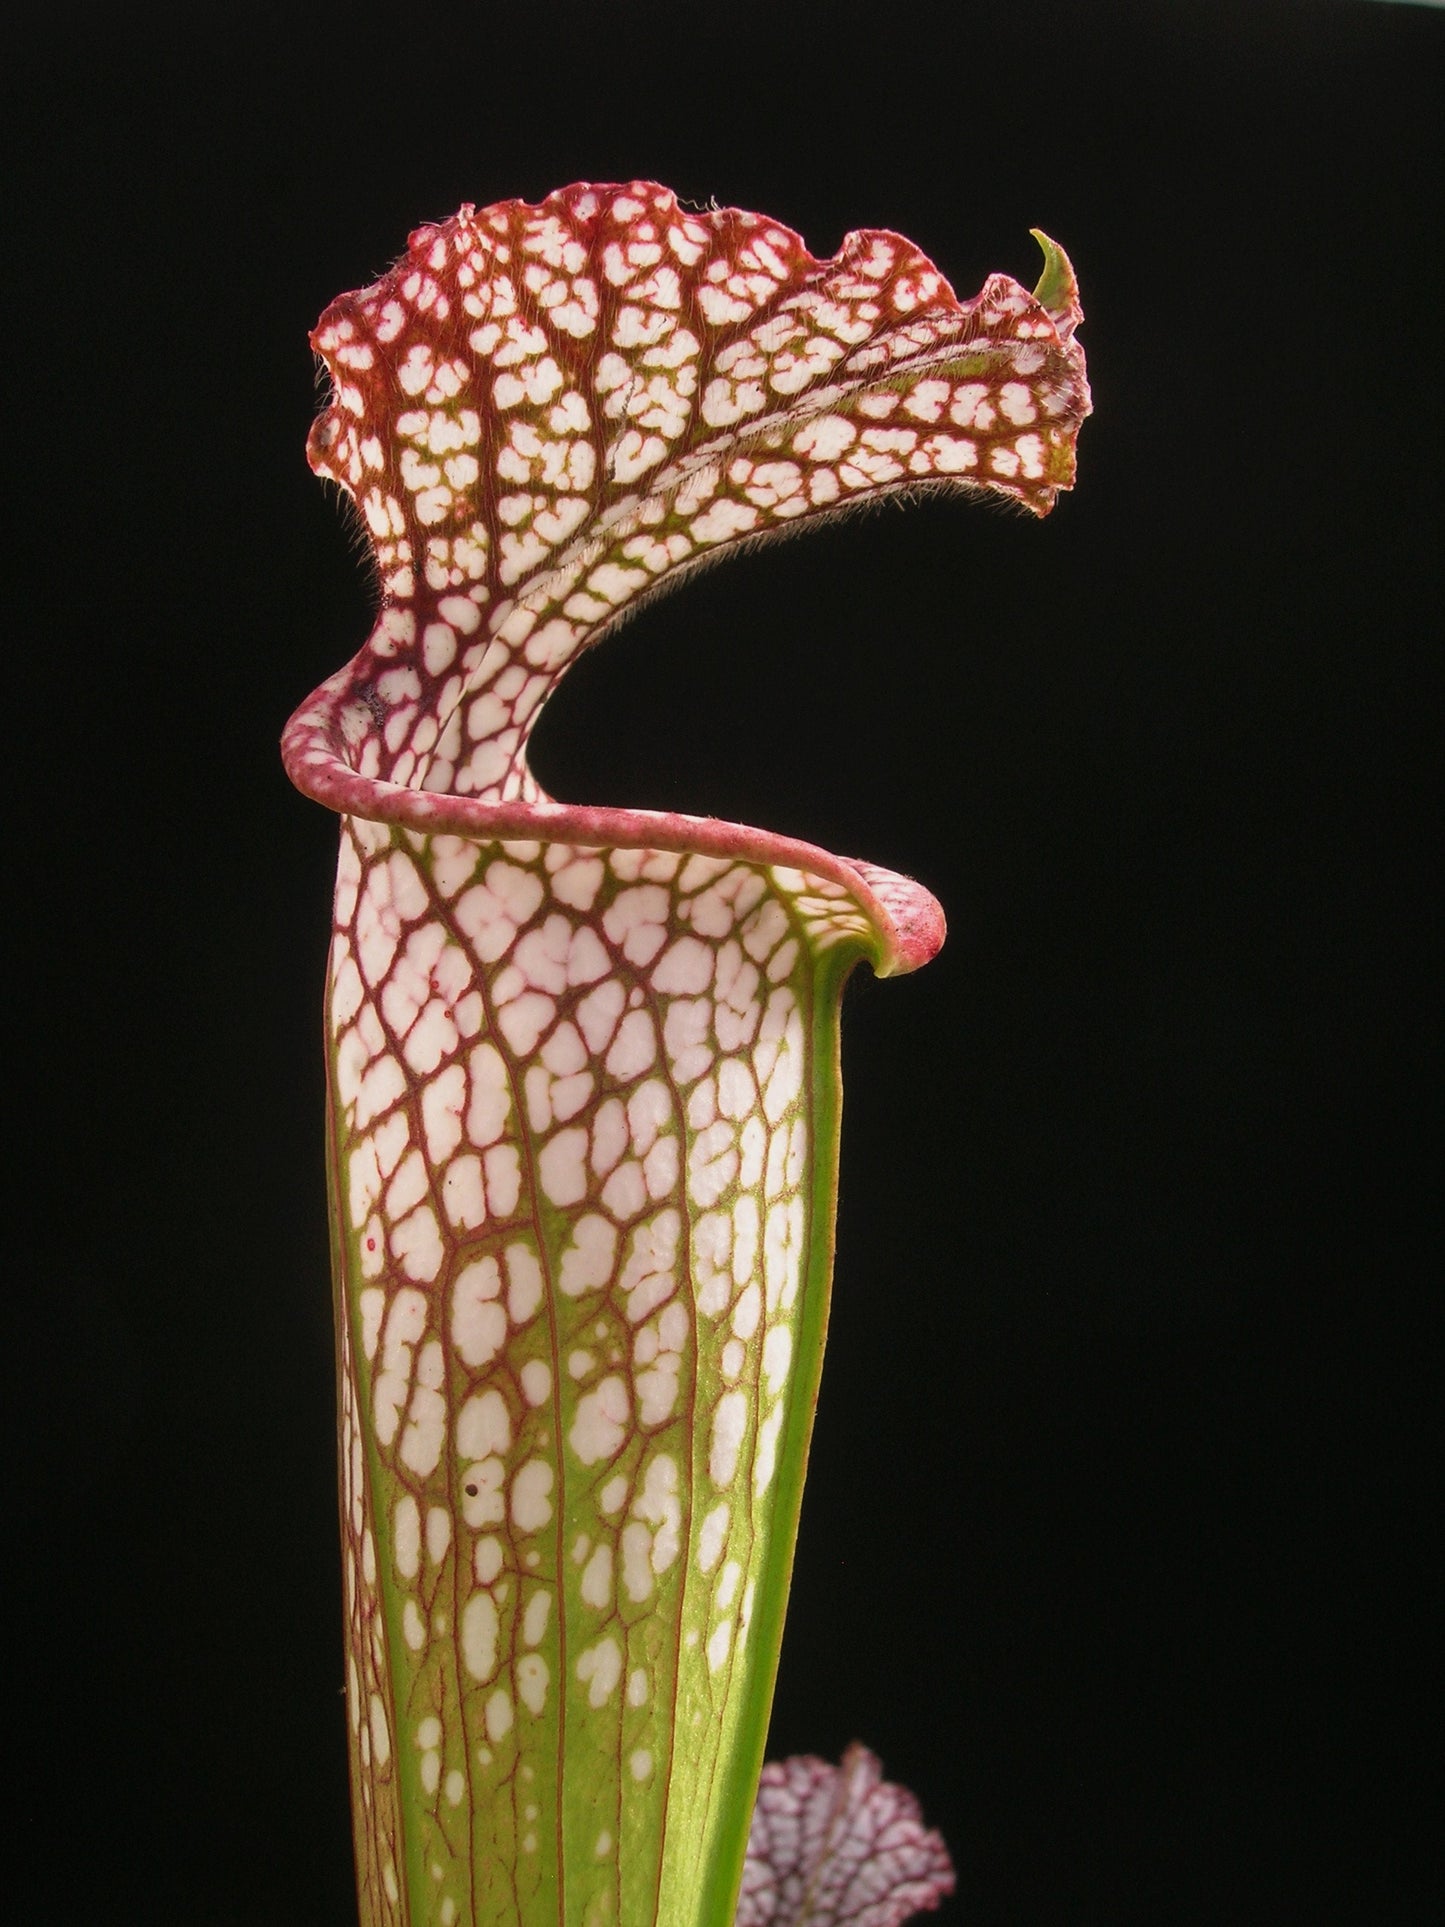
[485,1689,513,1742]
[521,1589,551,1647]
[462,1591,500,1681]
[538,1127,588,1206]
[709,1390,748,1488]
[580,1542,613,1609]
[427,1504,452,1564]
[370,1694,393,1767]
[753,1406,783,1500]
[569,1375,629,1464]
[650,934,715,995]
[457,1387,511,1459]
[576,1635,623,1708]
[399,1343,447,1476]
[461,1458,505,1529]
[394,1495,421,1579]
[510,1459,554,1532]
[504,1242,544,1323]
[605,1009,657,1081]
[761,1323,792,1396]
[519,1358,552,1406]
[515,1652,549,1716]
[633,1452,682,1575]
[421,1062,467,1165]
[716,1559,742,1612]
[621,1519,654,1603]
[697,1500,730,1574]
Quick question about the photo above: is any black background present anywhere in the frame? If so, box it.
[7,2,1440,1920]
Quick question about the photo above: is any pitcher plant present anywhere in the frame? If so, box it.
[284,179,1090,1927]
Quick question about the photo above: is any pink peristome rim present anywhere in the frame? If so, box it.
[283,669,945,978]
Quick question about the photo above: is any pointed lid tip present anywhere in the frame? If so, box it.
[1029,228,1083,340]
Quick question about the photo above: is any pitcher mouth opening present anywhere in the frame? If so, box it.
[284,670,945,981]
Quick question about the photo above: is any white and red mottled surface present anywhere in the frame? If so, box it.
[285,182,1086,1925]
